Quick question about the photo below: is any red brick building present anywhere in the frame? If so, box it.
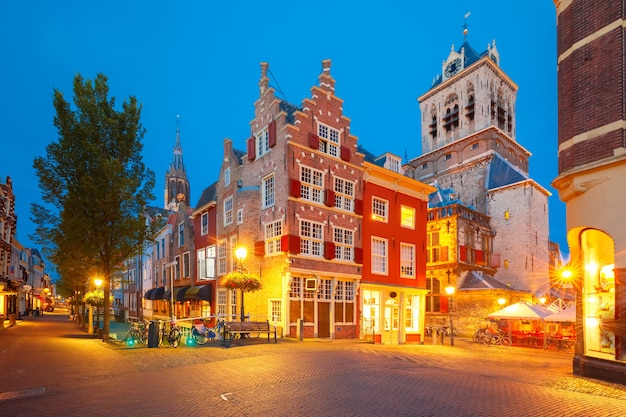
[360,153,435,343]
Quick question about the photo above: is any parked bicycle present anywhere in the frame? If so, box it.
[192,318,225,344]
[482,330,512,346]
[157,318,181,348]
[472,328,487,343]
[124,319,149,346]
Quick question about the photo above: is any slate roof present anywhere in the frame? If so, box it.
[194,182,217,209]
[459,270,515,291]
[431,40,497,89]
[428,186,476,211]
[487,154,528,189]
[279,100,301,125]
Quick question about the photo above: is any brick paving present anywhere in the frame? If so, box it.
[1,310,625,416]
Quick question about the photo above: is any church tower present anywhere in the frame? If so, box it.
[405,22,552,297]
[164,116,190,211]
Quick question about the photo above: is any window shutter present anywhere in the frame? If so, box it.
[254,240,265,257]
[354,247,363,264]
[281,235,301,254]
[459,245,467,262]
[476,250,484,265]
[354,199,363,215]
[441,246,449,262]
[491,252,501,267]
[268,120,277,148]
[340,146,351,162]
[324,189,335,207]
[308,132,319,149]
[290,235,301,254]
[290,179,301,198]
[247,136,256,161]
[324,242,335,260]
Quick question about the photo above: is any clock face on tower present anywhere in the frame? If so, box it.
[444,58,462,78]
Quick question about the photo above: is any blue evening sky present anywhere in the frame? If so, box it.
[0,1,564,260]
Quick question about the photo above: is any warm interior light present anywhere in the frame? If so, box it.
[497,298,506,306]
[539,297,546,305]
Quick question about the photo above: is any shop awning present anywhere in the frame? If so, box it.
[145,287,164,300]
[488,301,554,321]
[173,286,189,302]
[544,305,575,322]
[184,284,212,301]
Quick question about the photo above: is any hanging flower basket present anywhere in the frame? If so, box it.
[220,271,262,292]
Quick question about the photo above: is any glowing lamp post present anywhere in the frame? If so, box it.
[94,278,103,334]
[444,270,455,346]
[235,247,248,322]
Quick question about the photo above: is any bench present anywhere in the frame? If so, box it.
[222,320,277,347]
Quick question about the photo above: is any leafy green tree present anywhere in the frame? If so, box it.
[32,73,155,341]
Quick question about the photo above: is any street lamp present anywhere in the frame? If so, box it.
[235,247,247,322]
[94,278,103,335]
[444,270,455,347]
[164,261,178,321]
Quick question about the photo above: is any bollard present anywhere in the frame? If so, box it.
[297,318,304,341]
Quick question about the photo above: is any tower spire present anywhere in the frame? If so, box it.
[463,12,471,40]
[164,115,190,211]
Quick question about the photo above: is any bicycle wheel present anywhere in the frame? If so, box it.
[501,336,512,347]
[193,329,209,345]
[169,328,181,348]
[140,328,149,345]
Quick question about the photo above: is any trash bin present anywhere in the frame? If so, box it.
[148,320,159,348]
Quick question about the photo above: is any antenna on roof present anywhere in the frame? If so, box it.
[267,68,288,102]
[463,12,471,40]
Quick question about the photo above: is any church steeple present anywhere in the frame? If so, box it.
[164,115,190,211]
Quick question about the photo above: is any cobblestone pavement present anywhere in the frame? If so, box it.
[1,311,625,416]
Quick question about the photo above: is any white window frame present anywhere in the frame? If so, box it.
[224,167,231,186]
[217,289,227,317]
[372,197,388,222]
[262,174,275,209]
[388,157,401,173]
[334,177,354,211]
[300,219,323,257]
[300,166,324,204]
[317,122,340,158]
[265,219,283,255]
[236,208,243,225]
[218,240,227,275]
[178,222,184,247]
[174,255,181,280]
[333,227,354,261]
[223,196,233,226]
[400,243,416,278]
[371,237,388,275]
[257,128,270,157]
[201,212,208,236]
[400,205,415,229]
[269,299,282,323]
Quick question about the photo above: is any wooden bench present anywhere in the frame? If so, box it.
[222,320,277,347]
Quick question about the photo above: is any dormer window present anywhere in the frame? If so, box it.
[386,156,401,173]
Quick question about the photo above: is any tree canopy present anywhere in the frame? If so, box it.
[31,73,156,340]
